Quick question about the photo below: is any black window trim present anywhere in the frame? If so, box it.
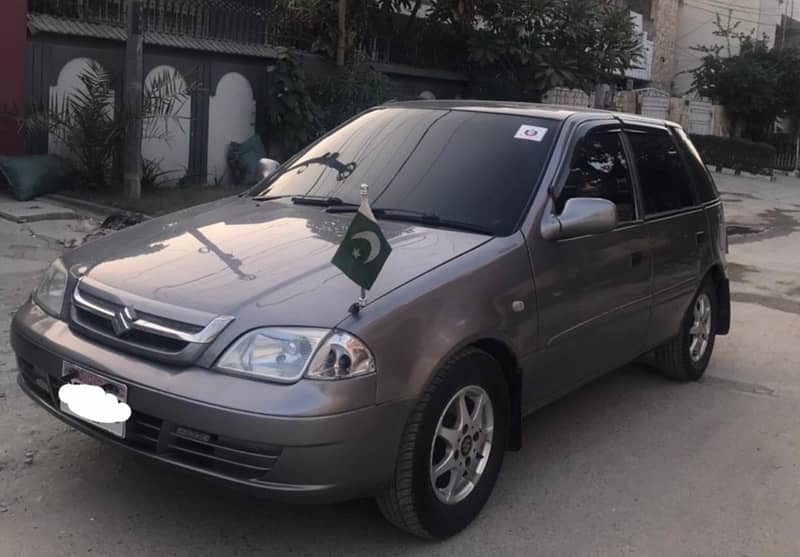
[667,124,721,206]
[551,121,643,228]
[622,122,703,220]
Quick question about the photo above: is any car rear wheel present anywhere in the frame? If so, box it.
[376,348,509,539]
[654,280,717,381]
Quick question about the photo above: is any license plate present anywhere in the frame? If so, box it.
[59,362,128,438]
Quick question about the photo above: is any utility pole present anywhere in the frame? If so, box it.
[123,0,144,199]
[336,0,347,66]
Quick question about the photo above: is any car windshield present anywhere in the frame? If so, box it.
[257,107,559,236]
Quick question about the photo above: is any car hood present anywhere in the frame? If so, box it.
[67,197,491,327]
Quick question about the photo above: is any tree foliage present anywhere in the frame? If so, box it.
[266,49,325,159]
[288,0,640,102]
[266,50,397,159]
[311,53,398,130]
[429,0,642,100]
[692,17,800,140]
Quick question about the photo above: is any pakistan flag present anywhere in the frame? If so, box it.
[331,193,392,291]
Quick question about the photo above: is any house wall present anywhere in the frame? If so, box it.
[27,34,269,186]
[0,0,28,155]
[26,34,466,186]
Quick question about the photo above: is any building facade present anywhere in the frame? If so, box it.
[672,0,784,95]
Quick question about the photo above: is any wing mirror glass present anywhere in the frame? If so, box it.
[541,197,618,241]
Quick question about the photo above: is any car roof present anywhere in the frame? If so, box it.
[384,99,678,128]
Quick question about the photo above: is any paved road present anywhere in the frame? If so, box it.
[1,174,799,556]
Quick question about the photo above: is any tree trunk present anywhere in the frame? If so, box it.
[732,116,745,139]
[403,0,423,40]
[123,0,144,199]
[336,0,347,66]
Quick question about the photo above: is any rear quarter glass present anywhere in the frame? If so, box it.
[671,127,719,203]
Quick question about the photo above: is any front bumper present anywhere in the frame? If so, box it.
[11,301,412,503]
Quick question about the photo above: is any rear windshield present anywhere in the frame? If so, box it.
[258,107,559,235]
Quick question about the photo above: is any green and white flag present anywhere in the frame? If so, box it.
[331,186,392,291]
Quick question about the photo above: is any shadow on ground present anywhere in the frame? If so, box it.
[12,362,759,556]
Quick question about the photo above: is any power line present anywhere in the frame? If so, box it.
[682,2,774,26]
[685,0,785,17]
[677,15,718,39]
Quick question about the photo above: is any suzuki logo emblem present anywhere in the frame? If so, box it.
[111,306,137,336]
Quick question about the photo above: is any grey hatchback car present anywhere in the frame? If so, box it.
[11,101,730,538]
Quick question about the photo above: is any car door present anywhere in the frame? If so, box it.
[525,123,652,405]
[623,124,706,349]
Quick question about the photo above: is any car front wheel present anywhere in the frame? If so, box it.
[376,348,509,539]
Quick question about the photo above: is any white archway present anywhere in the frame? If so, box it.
[208,72,256,184]
[141,65,192,184]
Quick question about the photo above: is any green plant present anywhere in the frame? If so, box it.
[141,157,170,190]
[311,54,397,129]
[48,62,118,188]
[689,134,776,175]
[266,48,325,159]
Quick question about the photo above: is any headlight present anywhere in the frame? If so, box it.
[215,327,375,383]
[34,258,68,317]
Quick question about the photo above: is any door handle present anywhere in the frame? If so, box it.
[630,251,644,267]
[696,230,707,245]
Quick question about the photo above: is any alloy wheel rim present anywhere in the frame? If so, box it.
[429,385,494,505]
[689,293,712,362]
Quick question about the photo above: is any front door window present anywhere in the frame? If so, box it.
[556,131,636,223]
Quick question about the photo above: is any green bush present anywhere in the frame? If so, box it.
[311,55,398,131]
[689,134,776,175]
[266,49,325,160]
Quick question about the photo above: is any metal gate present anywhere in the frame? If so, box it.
[640,94,669,120]
[688,100,713,135]
[772,138,799,171]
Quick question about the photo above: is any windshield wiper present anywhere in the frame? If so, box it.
[253,194,356,208]
[327,206,493,236]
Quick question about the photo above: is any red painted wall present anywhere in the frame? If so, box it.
[0,0,28,155]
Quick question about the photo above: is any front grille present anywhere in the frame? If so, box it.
[129,415,282,480]
[74,307,189,353]
[22,370,281,482]
[68,278,233,365]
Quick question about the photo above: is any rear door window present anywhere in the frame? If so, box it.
[671,127,719,202]
[626,128,696,215]
[556,130,636,223]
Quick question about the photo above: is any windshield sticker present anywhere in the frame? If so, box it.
[514,125,548,142]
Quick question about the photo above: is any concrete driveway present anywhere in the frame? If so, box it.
[1,174,799,556]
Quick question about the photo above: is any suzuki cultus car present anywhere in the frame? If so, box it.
[12,101,730,538]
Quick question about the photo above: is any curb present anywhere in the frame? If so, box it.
[43,194,152,220]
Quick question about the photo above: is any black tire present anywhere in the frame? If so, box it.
[654,280,718,381]
[376,348,509,539]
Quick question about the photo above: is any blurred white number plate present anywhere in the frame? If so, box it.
[59,362,128,438]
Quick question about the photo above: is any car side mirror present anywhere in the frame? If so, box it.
[540,198,618,241]
[258,158,280,181]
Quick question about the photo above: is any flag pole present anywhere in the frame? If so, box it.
[357,184,370,309]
